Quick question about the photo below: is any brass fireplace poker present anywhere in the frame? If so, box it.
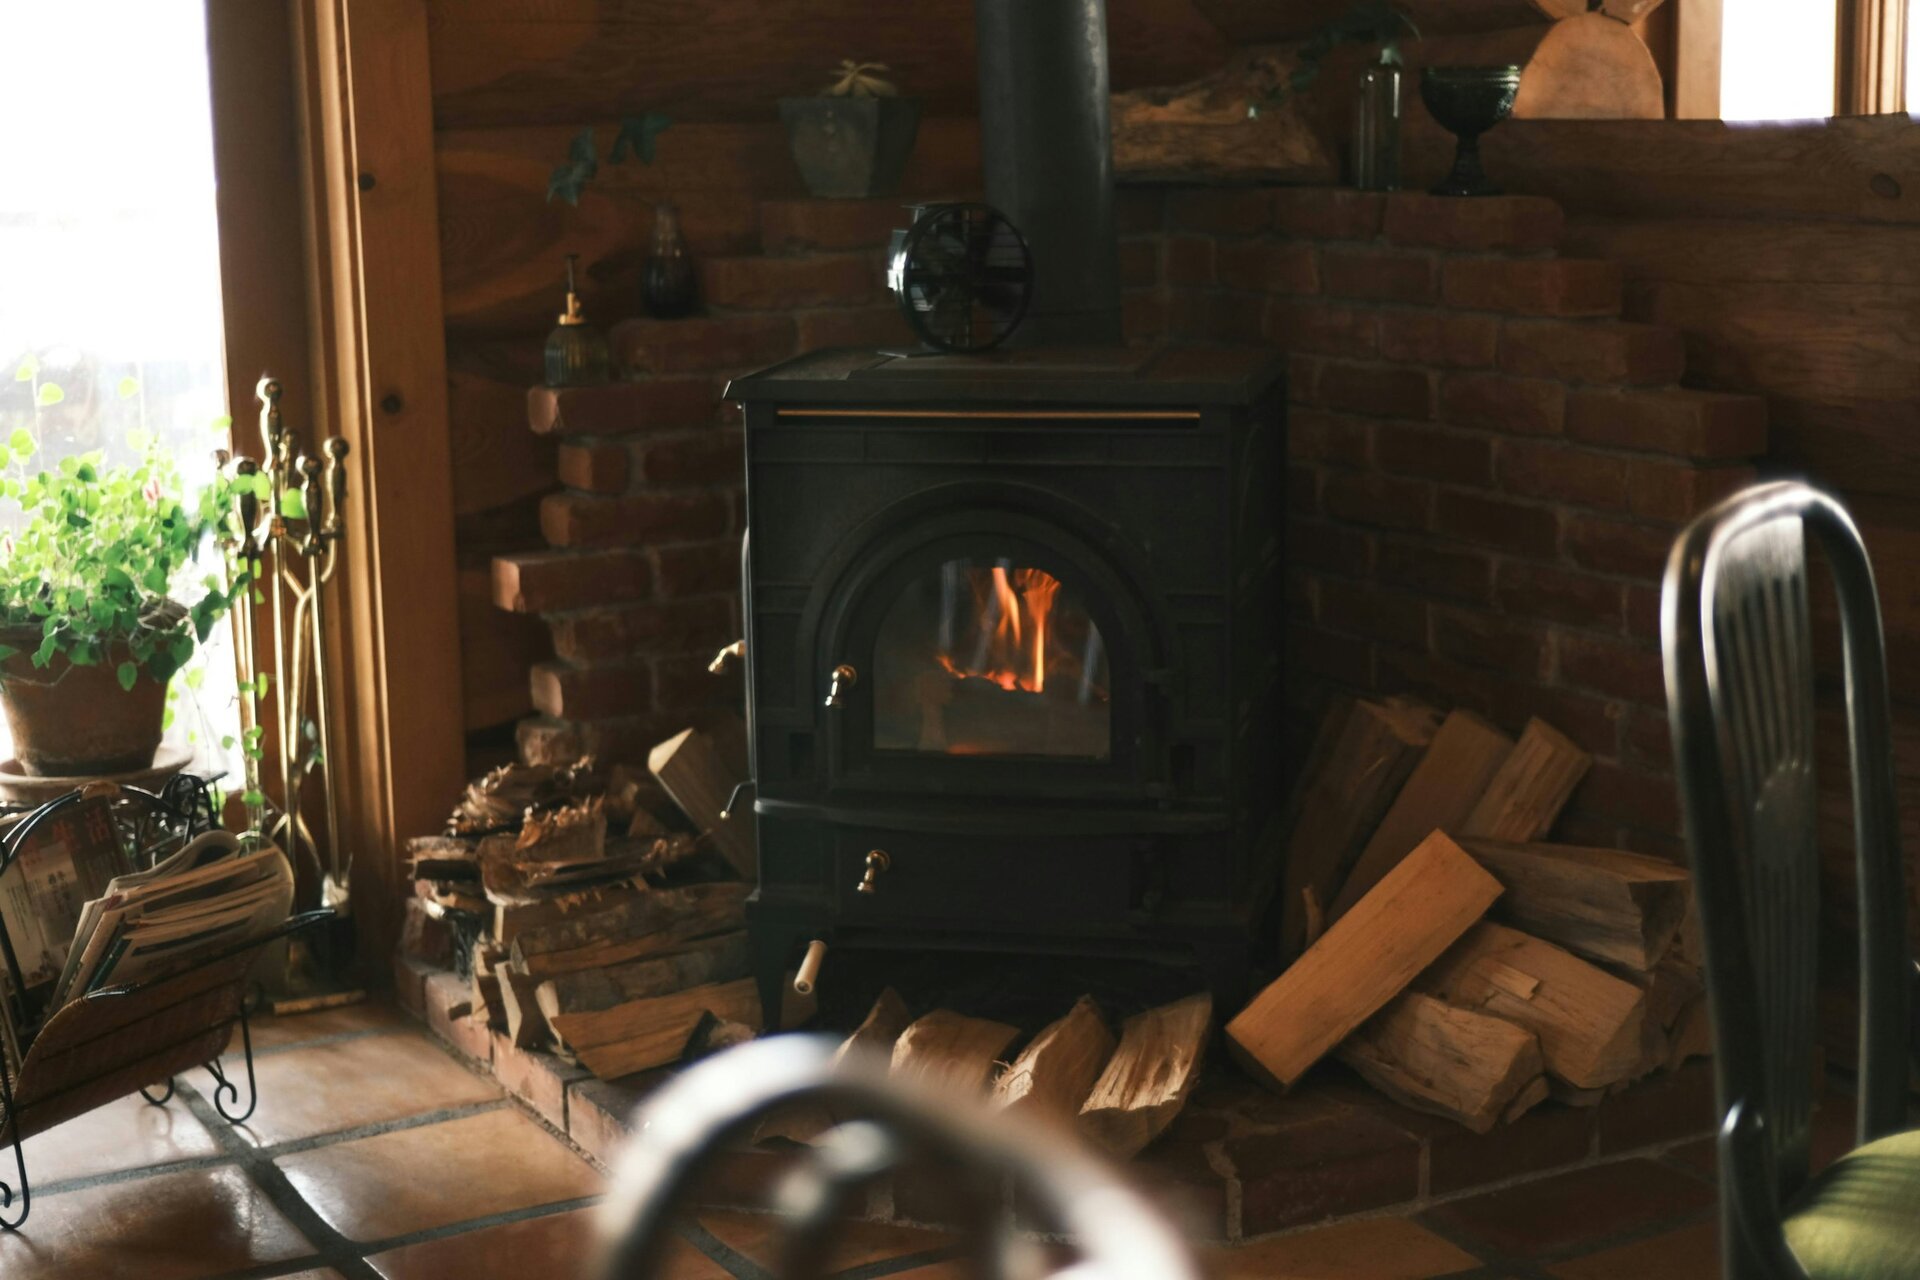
[218,376,359,1011]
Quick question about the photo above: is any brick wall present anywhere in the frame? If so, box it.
[1121,185,1770,857]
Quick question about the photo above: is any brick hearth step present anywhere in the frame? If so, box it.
[699,251,884,311]
[611,313,796,376]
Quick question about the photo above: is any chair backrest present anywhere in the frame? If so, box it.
[1661,481,1910,1214]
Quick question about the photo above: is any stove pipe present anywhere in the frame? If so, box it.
[975,0,1123,347]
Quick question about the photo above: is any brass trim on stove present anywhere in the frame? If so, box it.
[773,407,1203,422]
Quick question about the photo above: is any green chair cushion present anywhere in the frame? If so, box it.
[1785,1127,1920,1279]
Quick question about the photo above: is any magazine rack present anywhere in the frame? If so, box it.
[0,780,327,1231]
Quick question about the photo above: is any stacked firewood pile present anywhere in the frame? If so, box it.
[402,722,765,1080]
[1228,699,1709,1133]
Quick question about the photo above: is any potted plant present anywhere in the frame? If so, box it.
[0,430,247,776]
[780,60,921,199]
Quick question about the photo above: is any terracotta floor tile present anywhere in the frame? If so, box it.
[367,1205,728,1280]
[1546,1219,1720,1280]
[19,1091,222,1185]
[248,999,412,1051]
[277,1106,602,1243]
[233,1031,501,1146]
[1424,1157,1713,1257]
[0,1165,312,1280]
[701,1209,956,1271]
[1210,1218,1482,1279]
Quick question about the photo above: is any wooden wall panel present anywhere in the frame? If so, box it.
[425,0,1230,127]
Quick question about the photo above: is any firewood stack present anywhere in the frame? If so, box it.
[1229,700,1708,1134]
[401,720,765,1080]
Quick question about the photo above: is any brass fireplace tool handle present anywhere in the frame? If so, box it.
[856,849,890,894]
[824,663,858,708]
[708,639,745,674]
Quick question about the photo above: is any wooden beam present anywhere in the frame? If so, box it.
[1837,0,1908,116]
[1669,0,1723,119]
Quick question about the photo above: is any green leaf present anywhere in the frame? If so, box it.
[0,645,17,662]
[35,382,63,407]
[126,427,153,452]
[616,113,672,165]
[220,735,236,751]
[567,125,596,165]
[7,428,30,459]
[279,489,307,520]
[185,666,205,690]
[116,661,137,691]
[117,376,140,400]
[242,789,266,808]
[211,414,233,435]
[12,355,36,382]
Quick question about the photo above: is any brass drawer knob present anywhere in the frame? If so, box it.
[856,849,891,894]
[825,662,859,708]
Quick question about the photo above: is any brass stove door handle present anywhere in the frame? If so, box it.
[824,663,858,708]
[856,849,890,894]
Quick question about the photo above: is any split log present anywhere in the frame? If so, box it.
[836,987,914,1068]
[514,798,607,862]
[1461,718,1591,843]
[1331,710,1515,921]
[890,1011,1020,1096]
[550,978,764,1080]
[533,932,752,1024]
[1337,992,1545,1134]
[649,727,757,878]
[1461,839,1692,970]
[1503,1076,1552,1123]
[499,967,551,1050]
[1666,996,1713,1068]
[408,834,480,880]
[508,882,750,977]
[490,879,641,946]
[1418,922,1647,1089]
[1280,698,1441,954]
[1228,831,1503,1092]
[992,997,1118,1124]
[1079,993,1213,1159]
[1111,47,1335,183]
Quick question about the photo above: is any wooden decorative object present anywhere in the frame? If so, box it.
[1406,13,1667,121]
[992,996,1117,1123]
[1331,709,1514,921]
[549,978,763,1079]
[1079,993,1213,1159]
[1338,991,1545,1133]
[1280,699,1441,954]
[1228,831,1503,1092]
[1110,48,1336,183]
[649,727,757,878]
[1461,718,1591,843]
[889,1010,1020,1096]
[1461,838,1692,970]
[533,932,753,1024]
[1418,921,1647,1088]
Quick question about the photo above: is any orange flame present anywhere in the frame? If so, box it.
[937,565,1067,695]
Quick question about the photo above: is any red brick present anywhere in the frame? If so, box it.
[700,252,879,310]
[1496,562,1625,630]
[1286,409,1373,467]
[1118,238,1160,287]
[1288,518,1373,577]
[1441,258,1622,317]
[1167,289,1264,342]
[1374,645,1505,725]
[1216,239,1319,294]
[1556,630,1666,706]
[1165,235,1216,286]
[1115,187,1166,234]
[1433,491,1558,555]
[792,304,913,350]
[556,440,629,494]
[516,716,588,766]
[652,540,741,599]
[1321,247,1437,303]
[1376,310,1499,368]
[1622,705,1675,772]
[1571,760,1683,838]
[1567,388,1768,459]
[1382,193,1564,251]
[1440,373,1565,436]
[612,314,795,376]
[491,1034,589,1132]
[1375,422,1492,486]
[1626,583,1662,638]
[1562,514,1674,578]
[1425,1103,1594,1196]
[1624,460,1756,523]
[1318,361,1433,419]
[1499,320,1687,386]
[1289,354,1322,404]
[425,972,491,1065]
[549,597,735,662]
[491,548,652,614]
[1122,290,1168,345]
[528,378,721,436]
[635,429,744,487]
[1496,440,1629,509]
[1491,682,1624,759]
[1230,1108,1422,1235]
[1434,606,1551,676]
[1375,539,1492,604]
[1264,299,1379,359]
[1322,471,1431,532]
[540,490,729,548]
[1318,578,1428,647]
[1167,187,1274,235]
[1271,188,1385,240]
[759,197,907,254]
[530,660,652,718]
[654,652,738,712]
[519,712,695,768]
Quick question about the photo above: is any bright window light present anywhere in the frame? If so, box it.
[1721,0,1838,120]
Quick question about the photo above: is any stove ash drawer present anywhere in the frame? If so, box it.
[832,833,1139,931]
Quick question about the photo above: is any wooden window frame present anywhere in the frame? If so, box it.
[1673,0,1910,118]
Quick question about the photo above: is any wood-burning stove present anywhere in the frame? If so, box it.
[726,345,1286,1022]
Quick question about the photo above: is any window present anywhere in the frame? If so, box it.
[0,1,241,775]
[1690,0,1912,119]
[1721,0,1839,120]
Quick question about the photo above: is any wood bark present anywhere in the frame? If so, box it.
[1338,991,1545,1133]
[1229,831,1504,1091]
[1418,922,1647,1089]
[890,1011,1020,1096]
[991,996,1118,1124]
[550,978,763,1080]
[1079,993,1213,1159]
[1331,710,1514,921]
[649,727,757,878]
[1281,698,1441,955]
[1461,718,1592,843]
[533,932,752,1024]
[1461,838,1692,970]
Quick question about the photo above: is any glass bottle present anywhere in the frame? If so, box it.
[544,254,610,387]
[642,202,697,319]
[1352,59,1403,192]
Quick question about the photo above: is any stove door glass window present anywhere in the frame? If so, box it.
[872,558,1111,759]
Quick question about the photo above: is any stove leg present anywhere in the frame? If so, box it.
[751,920,810,1030]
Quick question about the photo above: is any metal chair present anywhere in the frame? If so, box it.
[1662,479,1919,1280]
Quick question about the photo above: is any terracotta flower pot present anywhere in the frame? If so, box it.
[0,627,170,776]
[778,96,921,198]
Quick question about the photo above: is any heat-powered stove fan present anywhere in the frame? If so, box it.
[887,201,1035,352]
